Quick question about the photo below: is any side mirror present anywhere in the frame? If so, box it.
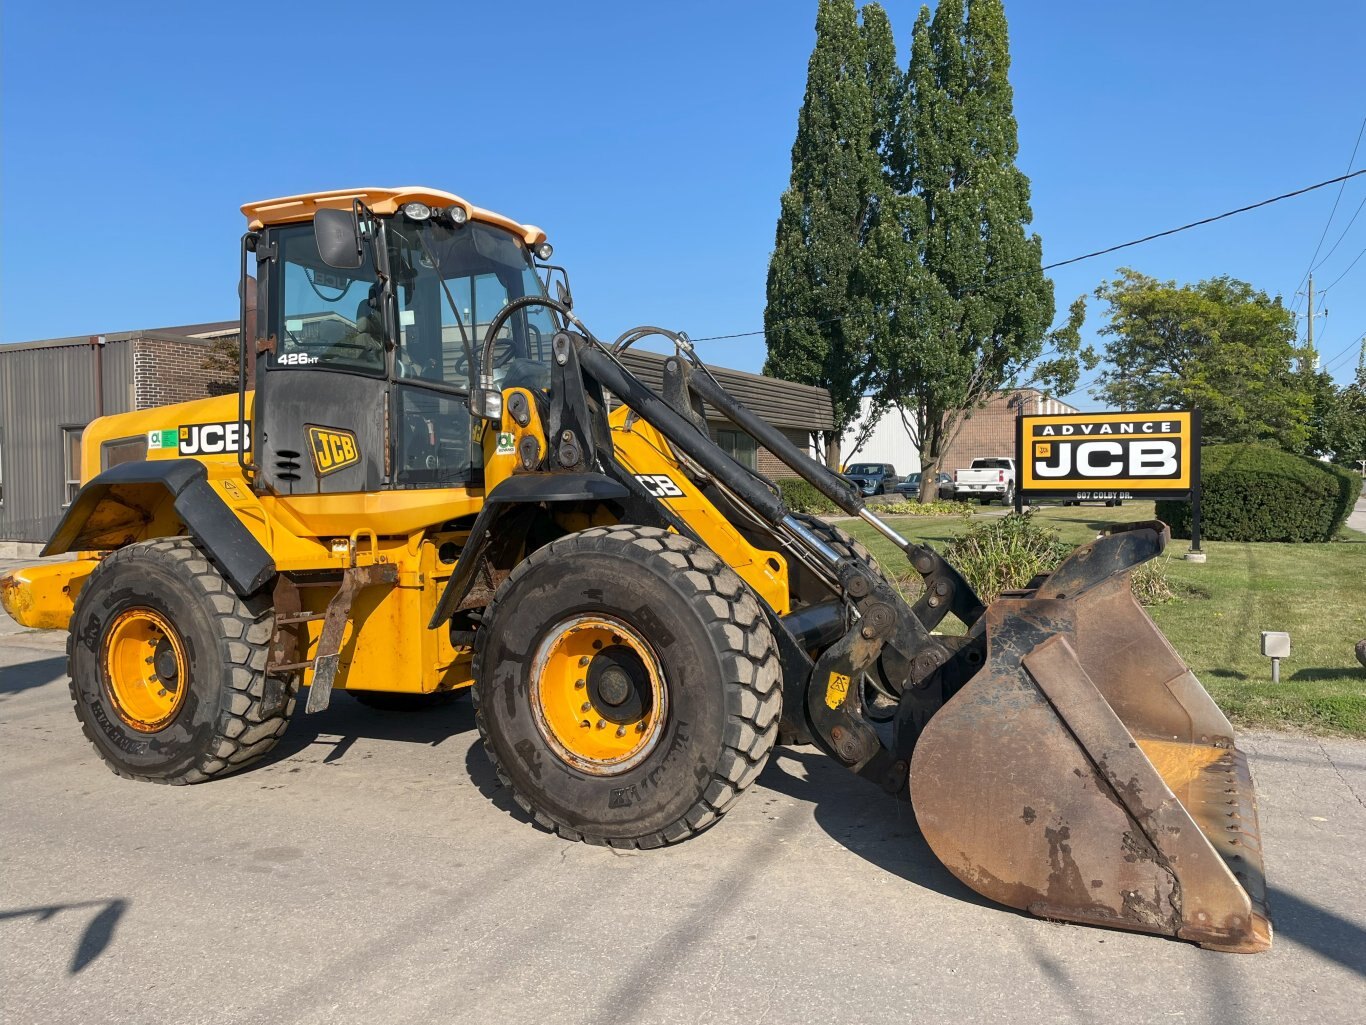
[315,208,363,269]
[555,277,573,311]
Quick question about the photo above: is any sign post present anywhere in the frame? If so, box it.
[1015,408,1203,557]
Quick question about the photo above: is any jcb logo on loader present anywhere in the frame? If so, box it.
[178,421,251,456]
[307,426,360,476]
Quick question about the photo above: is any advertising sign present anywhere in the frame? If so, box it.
[1016,409,1200,500]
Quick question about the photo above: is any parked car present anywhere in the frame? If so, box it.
[953,456,1016,505]
[895,471,954,498]
[842,462,901,496]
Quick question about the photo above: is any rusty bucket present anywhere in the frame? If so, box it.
[910,525,1272,953]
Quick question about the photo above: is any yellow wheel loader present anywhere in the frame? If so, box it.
[0,187,1270,952]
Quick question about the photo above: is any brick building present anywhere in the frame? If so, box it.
[935,388,1078,474]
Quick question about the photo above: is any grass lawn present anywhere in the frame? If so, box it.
[841,501,1366,737]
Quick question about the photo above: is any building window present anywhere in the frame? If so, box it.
[715,428,757,470]
[63,426,85,506]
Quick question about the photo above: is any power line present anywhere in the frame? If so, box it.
[1042,167,1366,272]
[1322,334,1364,375]
[1311,193,1366,273]
[1291,115,1366,312]
[1317,243,1366,297]
[690,167,1366,343]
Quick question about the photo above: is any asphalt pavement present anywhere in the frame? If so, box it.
[2,603,1364,1025]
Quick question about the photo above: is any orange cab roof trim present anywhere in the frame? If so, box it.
[240,186,547,246]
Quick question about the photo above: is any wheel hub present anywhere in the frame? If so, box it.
[102,607,189,733]
[530,615,667,775]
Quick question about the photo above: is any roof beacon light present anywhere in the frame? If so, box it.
[535,241,554,261]
[446,205,469,225]
[402,201,432,221]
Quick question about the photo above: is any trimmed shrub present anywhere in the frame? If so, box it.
[865,498,975,517]
[776,478,837,515]
[1158,444,1362,542]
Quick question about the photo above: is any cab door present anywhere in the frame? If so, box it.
[253,223,388,496]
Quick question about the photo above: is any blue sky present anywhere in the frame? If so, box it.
[3,1,1364,408]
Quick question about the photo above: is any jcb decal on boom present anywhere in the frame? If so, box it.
[307,426,360,476]
[635,474,684,498]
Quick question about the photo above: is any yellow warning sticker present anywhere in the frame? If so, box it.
[825,671,851,710]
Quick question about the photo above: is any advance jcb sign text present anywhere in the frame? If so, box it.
[1017,410,1198,498]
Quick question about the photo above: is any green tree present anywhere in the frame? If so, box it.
[764,0,887,465]
[202,335,241,396]
[1309,345,1366,465]
[1092,270,1314,450]
[867,0,1056,500]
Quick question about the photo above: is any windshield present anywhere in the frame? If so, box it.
[386,218,556,392]
[271,218,556,390]
[972,458,1012,469]
[846,464,881,475]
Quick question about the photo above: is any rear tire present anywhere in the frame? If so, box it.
[67,537,293,784]
[472,525,781,848]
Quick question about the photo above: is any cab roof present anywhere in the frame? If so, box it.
[240,186,546,246]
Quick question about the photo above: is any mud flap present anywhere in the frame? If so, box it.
[909,525,1272,953]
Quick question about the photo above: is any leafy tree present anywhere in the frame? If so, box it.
[866,0,1056,500]
[1309,346,1366,466]
[1092,270,1314,450]
[764,0,887,465]
[202,335,241,396]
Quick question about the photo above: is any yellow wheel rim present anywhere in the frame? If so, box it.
[102,608,189,733]
[530,614,667,776]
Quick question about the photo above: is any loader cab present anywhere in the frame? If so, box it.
[249,196,558,496]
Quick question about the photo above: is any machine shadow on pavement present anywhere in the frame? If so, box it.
[0,655,67,699]
[759,746,1010,913]
[258,688,478,768]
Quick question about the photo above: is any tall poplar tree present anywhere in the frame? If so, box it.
[870,0,1055,499]
[764,0,886,465]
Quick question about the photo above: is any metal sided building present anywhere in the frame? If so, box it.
[616,349,834,476]
[0,327,833,545]
[0,323,237,543]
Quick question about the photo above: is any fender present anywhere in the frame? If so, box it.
[42,459,276,596]
[428,471,629,629]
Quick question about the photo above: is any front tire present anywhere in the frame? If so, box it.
[67,538,292,783]
[472,525,781,848]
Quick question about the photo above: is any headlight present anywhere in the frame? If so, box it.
[401,201,432,221]
[445,204,469,225]
[535,241,554,261]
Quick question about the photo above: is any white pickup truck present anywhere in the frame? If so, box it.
[951,456,1016,505]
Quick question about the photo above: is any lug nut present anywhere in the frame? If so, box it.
[581,702,591,712]
[575,679,586,690]
[596,719,607,730]
[579,657,590,667]
[636,722,647,732]
[616,726,626,738]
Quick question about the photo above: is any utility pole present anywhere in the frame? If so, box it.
[1307,274,1314,356]
[1298,273,1327,372]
